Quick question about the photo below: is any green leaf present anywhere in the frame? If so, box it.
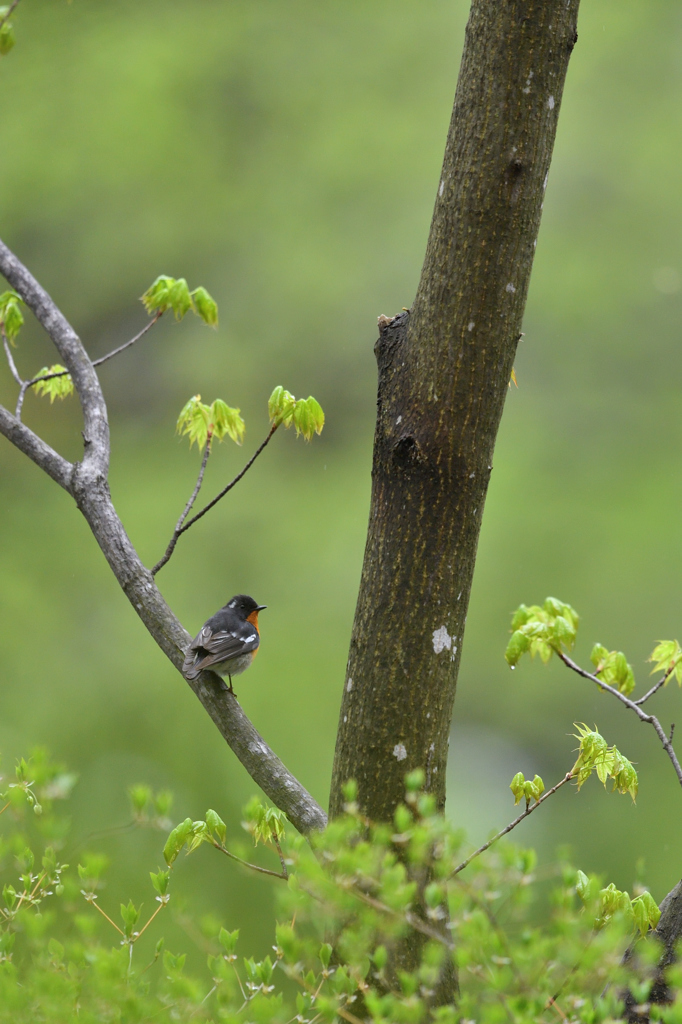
[141,275,175,315]
[163,817,194,865]
[649,640,682,685]
[0,290,24,343]
[210,399,245,445]
[219,927,239,957]
[33,366,74,403]
[268,385,296,427]
[176,394,211,450]
[128,784,152,816]
[0,20,15,56]
[509,772,525,805]
[150,869,170,897]
[205,808,227,845]
[319,942,333,968]
[505,630,530,667]
[191,286,219,327]
[168,278,192,320]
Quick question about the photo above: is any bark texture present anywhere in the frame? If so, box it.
[330,0,581,821]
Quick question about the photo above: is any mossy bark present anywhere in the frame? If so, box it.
[330,0,581,822]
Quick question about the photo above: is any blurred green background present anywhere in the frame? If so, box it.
[1,0,682,963]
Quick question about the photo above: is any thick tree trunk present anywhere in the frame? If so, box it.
[330,0,581,822]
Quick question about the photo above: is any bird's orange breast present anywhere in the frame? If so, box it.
[246,610,260,633]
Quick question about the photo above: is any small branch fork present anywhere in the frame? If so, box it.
[152,423,279,575]
[2,311,163,421]
[557,652,682,789]
[0,236,327,837]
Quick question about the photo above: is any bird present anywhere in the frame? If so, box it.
[182,594,266,695]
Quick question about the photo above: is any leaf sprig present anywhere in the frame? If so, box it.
[505,597,579,667]
[571,724,638,800]
[141,276,218,326]
[268,386,324,440]
[176,394,245,449]
[509,772,545,807]
[33,366,74,403]
[576,870,660,935]
[590,643,636,696]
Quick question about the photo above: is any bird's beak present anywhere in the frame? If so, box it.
[256,604,267,611]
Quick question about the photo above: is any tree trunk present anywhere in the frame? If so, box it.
[330,0,581,822]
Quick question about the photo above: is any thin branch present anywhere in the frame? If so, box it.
[633,675,668,706]
[0,0,22,34]
[18,312,163,392]
[92,311,162,368]
[86,897,125,936]
[211,839,288,880]
[178,424,279,536]
[151,433,214,576]
[135,899,167,942]
[272,833,289,879]
[558,652,682,788]
[451,772,575,876]
[2,330,23,387]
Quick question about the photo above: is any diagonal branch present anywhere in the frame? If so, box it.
[152,423,279,575]
[0,403,73,490]
[0,237,327,836]
[558,651,682,789]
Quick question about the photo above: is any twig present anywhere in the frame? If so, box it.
[451,772,575,876]
[2,330,23,387]
[633,676,668,706]
[92,311,162,368]
[0,0,22,34]
[152,423,279,574]
[558,652,682,789]
[272,833,289,879]
[151,433,213,576]
[86,897,125,936]
[671,723,676,743]
[179,424,278,534]
[135,899,167,941]
[211,839,288,880]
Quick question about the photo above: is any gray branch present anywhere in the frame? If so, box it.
[0,237,327,836]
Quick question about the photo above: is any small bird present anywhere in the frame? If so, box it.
[182,594,266,694]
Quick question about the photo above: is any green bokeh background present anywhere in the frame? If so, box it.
[2,0,682,962]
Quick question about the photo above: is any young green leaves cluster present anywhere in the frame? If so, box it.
[575,871,661,935]
[0,290,23,343]
[590,644,636,696]
[268,385,325,440]
[571,724,638,800]
[176,395,245,450]
[33,366,74,403]
[141,276,218,326]
[509,772,545,807]
[505,597,579,667]
[0,748,671,1022]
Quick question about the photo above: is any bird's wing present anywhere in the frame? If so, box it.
[183,624,259,679]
